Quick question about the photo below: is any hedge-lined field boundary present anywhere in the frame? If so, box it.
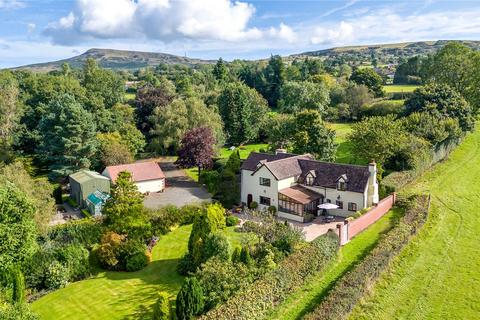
[303,194,430,320]
[200,232,339,320]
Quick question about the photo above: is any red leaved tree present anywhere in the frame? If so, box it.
[175,127,215,175]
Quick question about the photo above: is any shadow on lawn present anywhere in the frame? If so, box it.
[293,208,403,320]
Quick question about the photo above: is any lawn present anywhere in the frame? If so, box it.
[32,225,246,320]
[349,126,480,319]
[219,143,268,159]
[327,122,365,165]
[383,84,420,93]
[266,208,402,320]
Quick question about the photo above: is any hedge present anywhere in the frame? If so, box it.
[304,195,430,320]
[47,219,103,248]
[200,232,339,320]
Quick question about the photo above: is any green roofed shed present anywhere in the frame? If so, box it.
[69,170,110,208]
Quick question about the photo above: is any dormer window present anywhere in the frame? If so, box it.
[338,181,346,191]
[306,175,314,186]
[305,170,316,186]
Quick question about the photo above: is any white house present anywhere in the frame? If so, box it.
[241,151,379,222]
[102,161,166,194]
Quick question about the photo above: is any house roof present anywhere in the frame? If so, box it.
[241,152,299,171]
[103,161,165,183]
[298,159,370,193]
[86,191,110,206]
[70,169,110,184]
[243,152,371,193]
[279,185,323,204]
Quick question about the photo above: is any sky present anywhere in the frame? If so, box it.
[0,0,480,68]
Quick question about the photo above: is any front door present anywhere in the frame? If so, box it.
[247,194,253,207]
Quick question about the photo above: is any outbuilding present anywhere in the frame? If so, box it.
[102,161,166,194]
[69,169,111,208]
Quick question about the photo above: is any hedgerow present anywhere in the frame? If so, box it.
[303,194,429,320]
[200,232,339,320]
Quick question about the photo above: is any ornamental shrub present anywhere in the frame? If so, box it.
[44,261,69,290]
[176,277,204,320]
[203,233,230,262]
[304,195,429,320]
[200,232,339,320]
[225,215,239,227]
[55,243,91,281]
[11,267,25,304]
[126,251,150,272]
[152,292,170,320]
[249,201,258,209]
[47,219,103,248]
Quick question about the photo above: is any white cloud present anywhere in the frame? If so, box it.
[27,23,36,33]
[309,8,480,47]
[0,0,24,9]
[45,0,295,45]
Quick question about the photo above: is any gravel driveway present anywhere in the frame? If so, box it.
[143,161,212,209]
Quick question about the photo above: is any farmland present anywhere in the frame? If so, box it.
[31,225,246,320]
[267,208,403,320]
[349,126,480,319]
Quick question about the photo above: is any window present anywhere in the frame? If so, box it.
[348,202,357,211]
[259,177,271,187]
[336,200,344,209]
[337,181,346,191]
[260,196,271,206]
[306,175,314,186]
[326,199,331,203]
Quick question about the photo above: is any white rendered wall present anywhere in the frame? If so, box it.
[135,179,165,194]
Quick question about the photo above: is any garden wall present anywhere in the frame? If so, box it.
[337,193,396,245]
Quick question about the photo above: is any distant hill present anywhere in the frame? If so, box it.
[294,40,480,65]
[15,48,215,72]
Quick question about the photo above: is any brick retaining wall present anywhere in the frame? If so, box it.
[337,193,396,245]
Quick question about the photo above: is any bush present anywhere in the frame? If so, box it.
[0,303,39,320]
[225,215,239,227]
[152,292,171,320]
[360,100,404,118]
[176,277,204,320]
[47,219,103,248]
[55,244,91,281]
[267,206,277,214]
[150,204,202,235]
[67,197,78,208]
[203,233,230,262]
[304,195,429,320]
[81,209,92,218]
[199,170,220,194]
[45,261,69,290]
[248,201,258,209]
[177,252,196,276]
[126,251,151,272]
[200,233,339,320]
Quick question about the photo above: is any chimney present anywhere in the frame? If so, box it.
[367,160,379,205]
[275,148,287,155]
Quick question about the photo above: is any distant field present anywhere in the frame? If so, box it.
[267,208,403,320]
[219,143,268,159]
[32,225,246,320]
[328,122,364,165]
[349,125,480,319]
[383,84,420,93]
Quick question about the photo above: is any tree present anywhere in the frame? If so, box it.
[404,83,474,132]
[135,80,176,135]
[176,127,215,176]
[263,55,286,107]
[102,171,149,236]
[393,56,425,84]
[96,132,134,168]
[37,94,97,174]
[424,42,480,110]
[224,150,241,174]
[110,104,146,156]
[214,168,239,209]
[152,292,170,320]
[348,115,408,164]
[350,68,384,97]
[176,277,204,320]
[266,113,295,150]
[0,183,37,273]
[11,267,25,304]
[278,81,330,114]
[291,110,337,161]
[0,161,55,234]
[402,112,461,145]
[213,58,229,82]
[149,97,224,154]
[0,71,21,162]
[344,84,374,120]
[218,82,269,145]
[188,203,226,266]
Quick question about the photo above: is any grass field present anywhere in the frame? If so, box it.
[383,84,420,93]
[327,122,364,165]
[349,126,480,319]
[32,225,245,320]
[219,143,268,159]
[267,208,403,320]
